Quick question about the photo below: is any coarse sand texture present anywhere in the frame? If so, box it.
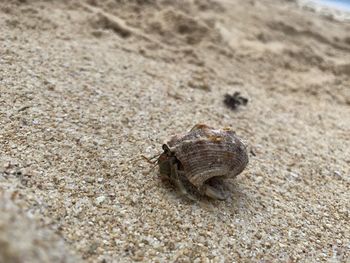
[0,0,349,262]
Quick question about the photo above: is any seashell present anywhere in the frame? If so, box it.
[158,124,248,200]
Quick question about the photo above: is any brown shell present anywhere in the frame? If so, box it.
[166,124,248,189]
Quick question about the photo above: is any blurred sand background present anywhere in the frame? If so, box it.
[0,0,349,262]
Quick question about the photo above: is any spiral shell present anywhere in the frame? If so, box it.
[159,124,248,200]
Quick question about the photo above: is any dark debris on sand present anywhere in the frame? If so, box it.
[224,92,248,110]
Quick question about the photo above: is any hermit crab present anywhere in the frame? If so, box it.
[154,124,249,200]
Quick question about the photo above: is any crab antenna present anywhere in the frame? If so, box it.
[143,157,168,175]
[141,152,161,165]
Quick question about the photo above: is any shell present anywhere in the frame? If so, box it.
[160,124,248,199]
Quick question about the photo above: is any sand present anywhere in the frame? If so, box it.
[0,0,349,262]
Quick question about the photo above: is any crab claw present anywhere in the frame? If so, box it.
[203,185,229,200]
[202,177,229,200]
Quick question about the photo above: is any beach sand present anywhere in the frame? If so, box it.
[0,0,349,262]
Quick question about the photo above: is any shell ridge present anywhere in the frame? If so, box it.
[160,124,249,199]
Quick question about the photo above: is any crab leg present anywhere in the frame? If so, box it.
[169,157,197,201]
[202,177,229,200]
[203,184,228,200]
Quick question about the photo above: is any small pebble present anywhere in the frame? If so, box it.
[334,171,341,178]
[95,196,106,205]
